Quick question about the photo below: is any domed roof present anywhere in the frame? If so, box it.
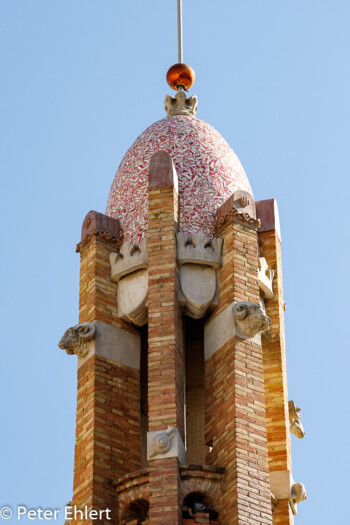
[106,115,252,242]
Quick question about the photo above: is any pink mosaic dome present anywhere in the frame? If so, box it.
[106,115,252,242]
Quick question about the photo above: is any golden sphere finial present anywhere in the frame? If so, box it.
[166,63,195,91]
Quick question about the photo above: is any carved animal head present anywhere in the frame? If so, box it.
[232,301,271,338]
[291,482,307,504]
[58,322,95,357]
[289,401,305,439]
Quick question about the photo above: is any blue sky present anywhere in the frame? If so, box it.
[1,1,349,523]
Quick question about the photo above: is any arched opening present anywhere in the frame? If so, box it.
[122,498,149,524]
[182,491,219,522]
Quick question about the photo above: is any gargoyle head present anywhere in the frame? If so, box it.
[232,301,271,338]
[58,322,96,357]
[289,401,306,439]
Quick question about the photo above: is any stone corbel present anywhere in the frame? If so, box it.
[289,400,306,439]
[270,471,307,516]
[58,322,96,358]
[147,426,186,463]
[177,232,223,319]
[232,301,271,338]
[258,257,275,299]
[109,239,148,327]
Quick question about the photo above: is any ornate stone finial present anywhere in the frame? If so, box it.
[291,482,307,504]
[289,401,306,439]
[232,301,271,338]
[165,89,198,117]
[58,322,96,358]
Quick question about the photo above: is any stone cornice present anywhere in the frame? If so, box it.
[76,210,123,253]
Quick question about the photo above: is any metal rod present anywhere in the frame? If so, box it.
[177,0,183,63]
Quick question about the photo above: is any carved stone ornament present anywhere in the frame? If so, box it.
[76,210,122,253]
[164,89,198,117]
[177,232,223,319]
[147,426,186,462]
[289,400,306,439]
[110,239,148,327]
[232,301,271,338]
[149,426,175,459]
[258,257,275,299]
[58,322,96,358]
[291,482,307,504]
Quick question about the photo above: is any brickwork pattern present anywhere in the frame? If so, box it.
[205,220,273,525]
[147,183,184,524]
[72,355,140,524]
[71,233,141,524]
[259,229,293,524]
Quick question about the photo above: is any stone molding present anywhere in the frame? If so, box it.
[232,301,271,338]
[76,210,122,253]
[204,302,236,360]
[110,239,148,282]
[147,426,186,463]
[289,400,306,439]
[59,320,140,370]
[258,257,275,299]
[164,89,198,117]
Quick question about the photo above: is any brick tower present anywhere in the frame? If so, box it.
[59,68,307,525]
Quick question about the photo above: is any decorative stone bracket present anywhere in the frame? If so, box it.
[109,239,148,327]
[270,471,307,516]
[258,257,275,299]
[289,400,306,439]
[58,322,96,358]
[232,301,271,338]
[147,426,186,463]
[177,232,223,319]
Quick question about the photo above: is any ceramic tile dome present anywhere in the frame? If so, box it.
[106,115,252,242]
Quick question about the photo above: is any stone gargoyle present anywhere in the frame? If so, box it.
[232,301,271,338]
[58,322,96,358]
[289,401,306,439]
[291,482,307,504]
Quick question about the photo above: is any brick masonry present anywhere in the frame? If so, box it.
[71,217,141,524]
[257,200,293,525]
[205,208,273,525]
[147,152,184,524]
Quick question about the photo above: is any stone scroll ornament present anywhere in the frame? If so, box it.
[109,239,148,327]
[289,401,306,439]
[232,301,271,338]
[58,323,96,358]
[149,426,175,459]
[177,232,223,319]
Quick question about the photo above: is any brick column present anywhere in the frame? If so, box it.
[71,211,141,525]
[147,151,184,525]
[204,198,273,525]
[257,199,293,525]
